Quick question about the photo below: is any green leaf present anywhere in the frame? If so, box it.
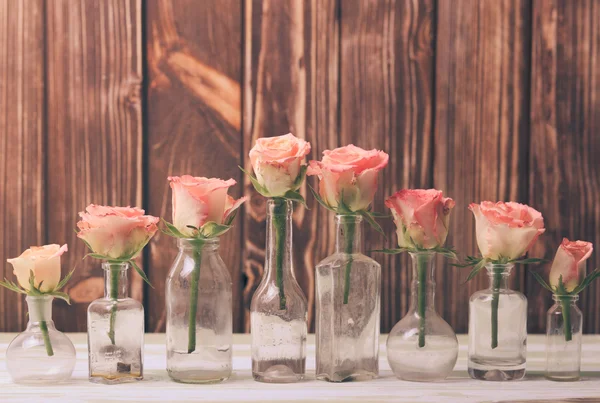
[48,291,71,304]
[161,219,188,238]
[200,221,232,238]
[529,270,555,293]
[282,190,307,208]
[367,211,390,218]
[239,166,271,197]
[84,253,109,260]
[358,209,385,237]
[336,191,354,215]
[572,268,600,294]
[129,260,154,289]
[370,248,409,255]
[511,257,548,265]
[308,184,336,212]
[0,279,26,294]
[224,209,238,226]
[292,165,308,190]
[433,247,458,260]
[54,269,75,292]
[555,275,569,295]
[463,258,488,283]
[450,255,481,267]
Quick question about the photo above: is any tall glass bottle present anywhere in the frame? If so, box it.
[88,263,144,384]
[546,294,582,381]
[315,215,380,382]
[251,199,307,383]
[166,238,232,383]
[6,296,76,383]
[386,252,458,381]
[468,263,527,381]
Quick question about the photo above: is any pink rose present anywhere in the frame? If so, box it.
[249,133,311,197]
[469,201,545,260]
[307,144,389,212]
[169,176,247,236]
[7,244,68,292]
[77,205,159,260]
[549,238,594,291]
[385,189,455,249]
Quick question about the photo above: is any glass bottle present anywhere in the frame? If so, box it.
[468,263,527,381]
[386,252,458,381]
[88,262,144,384]
[6,296,76,383]
[251,199,307,383]
[545,294,582,381]
[315,215,380,382]
[166,238,232,383]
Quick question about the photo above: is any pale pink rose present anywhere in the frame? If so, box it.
[168,176,247,236]
[469,201,545,260]
[307,144,389,212]
[249,133,311,197]
[77,205,159,259]
[549,238,594,291]
[385,189,455,249]
[7,244,68,292]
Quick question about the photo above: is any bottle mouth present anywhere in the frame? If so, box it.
[101,262,130,271]
[553,294,579,302]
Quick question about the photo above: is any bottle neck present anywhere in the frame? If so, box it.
[335,215,363,254]
[264,198,295,282]
[26,296,55,326]
[103,262,130,299]
[486,263,514,290]
[409,252,436,309]
[177,237,220,255]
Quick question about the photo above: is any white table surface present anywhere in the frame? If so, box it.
[2,333,600,403]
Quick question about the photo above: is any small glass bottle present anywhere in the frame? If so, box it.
[251,199,307,383]
[315,215,380,382]
[545,294,582,381]
[468,263,527,381]
[88,262,144,384]
[166,238,232,383]
[386,252,458,381]
[6,296,76,383]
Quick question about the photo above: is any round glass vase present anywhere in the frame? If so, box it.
[386,252,458,381]
[6,296,76,384]
[545,294,582,381]
[468,263,527,381]
[87,262,144,384]
[166,237,233,384]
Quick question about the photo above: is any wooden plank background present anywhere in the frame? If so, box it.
[0,0,599,334]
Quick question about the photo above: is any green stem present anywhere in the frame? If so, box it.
[107,265,119,345]
[39,320,54,356]
[491,268,502,349]
[342,219,356,305]
[188,241,203,353]
[273,199,287,310]
[560,296,573,342]
[417,254,427,348]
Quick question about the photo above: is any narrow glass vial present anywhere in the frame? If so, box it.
[6,296,76,383]
[251,199,307,383]
[546,294,582,381]
[88,263,144,384]
[468,263,527,381]
[166,238,233,383]
[386,252,458,381]
[315,215,380,382]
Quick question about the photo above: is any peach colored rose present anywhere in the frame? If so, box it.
[385,189,455,249]
[549,238,594,292]
[308,144,389,212]
[249,133,311,197]
[77,205,158,259]
[168,176,247,237]
[7,244,68,292]
[469,201,545,260]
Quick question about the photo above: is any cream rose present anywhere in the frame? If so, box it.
[249,133,311,197]
[385,189,455,249]
[7,244,68,292]
[308,144,389,212]
[77,205,159,260]
[549,238,594,292]
[469,201,545,261]
[168,175,247,236]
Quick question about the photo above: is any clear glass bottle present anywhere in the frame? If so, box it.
[468,263,527,381]
[251,199,307,383]
[88,262,144,384]
[386,252,458,381]
[545,294,582,381]
[315,215,380,382]
[166,238,232,383]
[6,296,76,384]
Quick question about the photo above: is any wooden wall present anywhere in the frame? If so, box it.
[0,0,599,334]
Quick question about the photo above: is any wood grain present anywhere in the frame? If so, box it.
[146,0,243,332]
[434,0,532,332]
[45,0,143,331]
[528,0,600,333]
[0,0,45,331]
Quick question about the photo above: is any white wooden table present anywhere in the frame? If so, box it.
[2,334,600,402]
